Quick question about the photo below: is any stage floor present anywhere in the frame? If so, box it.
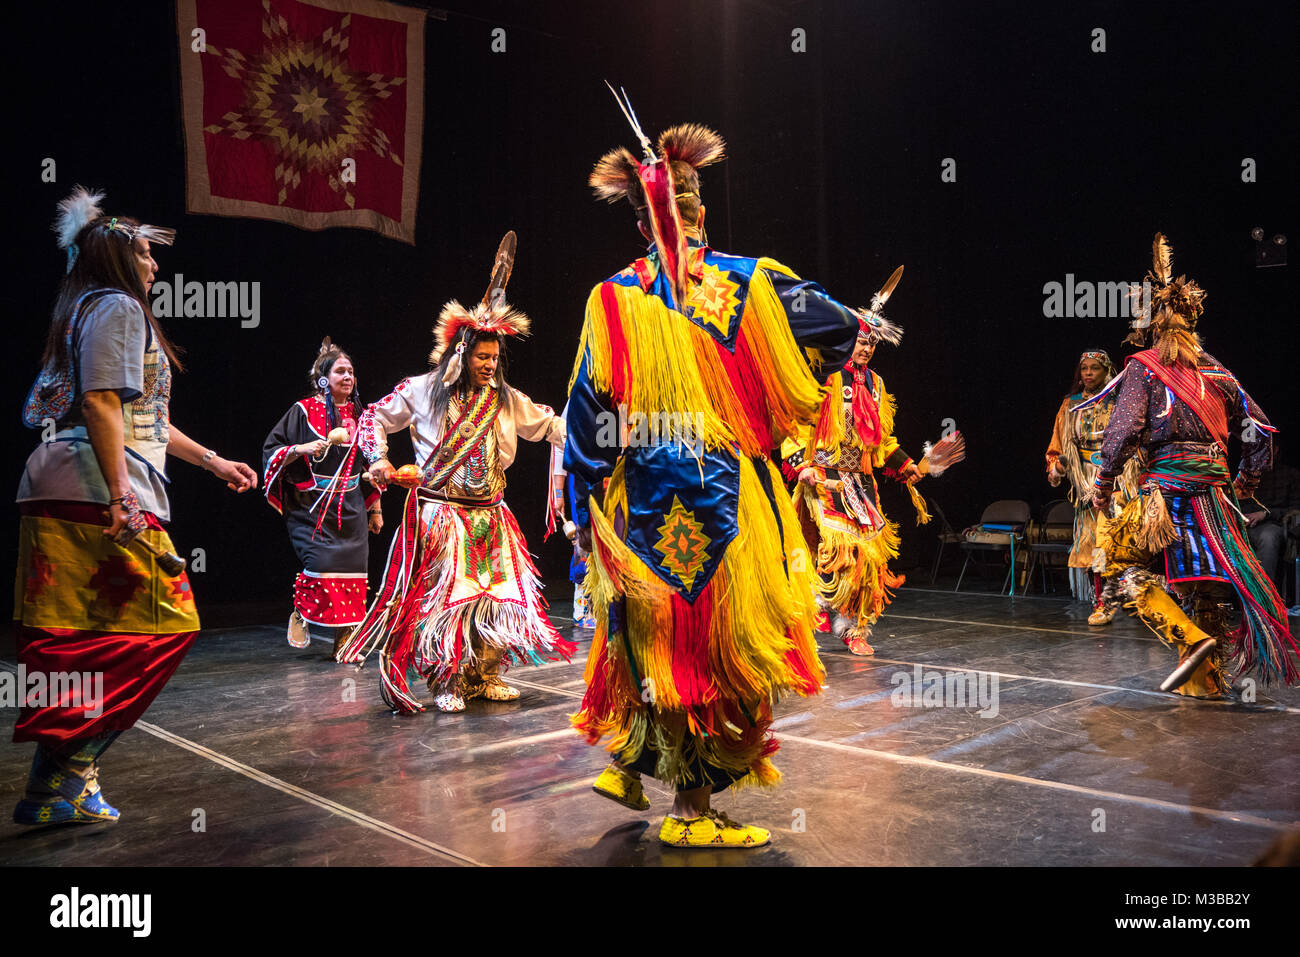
[3,588,1298,866]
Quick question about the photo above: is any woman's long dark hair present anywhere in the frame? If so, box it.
[41,215,183,374]
[426,329,511,427]
[310,347,362,429]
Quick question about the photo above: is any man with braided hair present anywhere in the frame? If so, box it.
[566,102,861,848]
[1085,234,1298,697]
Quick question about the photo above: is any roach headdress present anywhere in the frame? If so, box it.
[590,84,726,309]
[1125,233,1207,367]
[430,231,529,384]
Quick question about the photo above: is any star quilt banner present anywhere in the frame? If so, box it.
[177,0,425,244]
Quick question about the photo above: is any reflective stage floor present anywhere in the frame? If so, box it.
[3,588,1298,866]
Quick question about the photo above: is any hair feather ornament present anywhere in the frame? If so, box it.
[856,265,905,346]
[53,185,175,273]
[430,232,529,384]
[54,186,105,250]
[311,336,347,381]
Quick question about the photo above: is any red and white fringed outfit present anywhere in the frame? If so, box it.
[339,374,574,711]
[263,396,376,627]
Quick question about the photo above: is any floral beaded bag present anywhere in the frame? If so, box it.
[22,289,115,429]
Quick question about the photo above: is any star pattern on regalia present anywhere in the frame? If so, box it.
[169,576,195,608]
[654,496,712,593]
[202,1,406,208]
[24,551,57,605]
[88,555,148,612]
[686,261,742,338]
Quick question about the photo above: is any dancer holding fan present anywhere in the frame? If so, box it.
[785,266,965,655]
[263,339,381,656]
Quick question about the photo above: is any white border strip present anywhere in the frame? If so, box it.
[136,720,487,866]
[775,732,1299,831]
[509,674,1299,831]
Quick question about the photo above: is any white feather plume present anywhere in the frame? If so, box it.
[54,186,105,249]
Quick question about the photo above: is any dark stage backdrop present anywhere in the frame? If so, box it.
[8,0,1296,620]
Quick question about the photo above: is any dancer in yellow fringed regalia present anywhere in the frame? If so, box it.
[564,94,862,849]
[782,266,960,656]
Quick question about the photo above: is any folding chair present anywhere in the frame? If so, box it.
[926,496,966,585]
[1022,499,1074,595]
[955,499,1030,594]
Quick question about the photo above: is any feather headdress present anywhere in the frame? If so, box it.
[591,84,726,308]
[430,301,531,365]
[856,265,905,346]
[429,231,529,384]
[1124,233,1206,366]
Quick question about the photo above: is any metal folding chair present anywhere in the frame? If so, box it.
[926,496,966,585]
[1021,499,1074,595]
[955,499,1030,594]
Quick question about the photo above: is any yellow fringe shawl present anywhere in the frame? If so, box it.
[794,482,905,626]
[568,259,828,458]
[574,455,824,789]
[797,374,930,525]
[801,372,899,465]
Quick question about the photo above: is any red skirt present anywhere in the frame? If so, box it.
[12,625,197,744]
[12,501,200,744]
